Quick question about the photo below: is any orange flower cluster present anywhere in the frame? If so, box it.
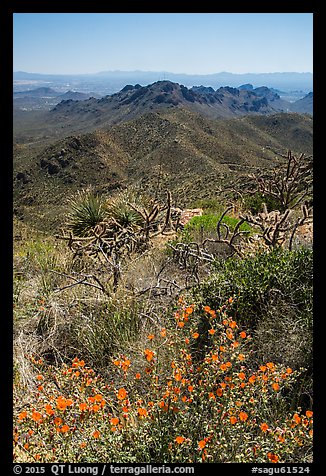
[14,299,313,464]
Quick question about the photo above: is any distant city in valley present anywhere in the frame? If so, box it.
[13,70,313,105]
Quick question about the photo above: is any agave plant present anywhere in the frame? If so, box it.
[67,189,106,237]
[106,191,144,230]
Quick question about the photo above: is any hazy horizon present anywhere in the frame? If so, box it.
[14,69,313,75]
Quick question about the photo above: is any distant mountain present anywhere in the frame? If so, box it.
[58,90,100,101]
[13,70,313,95]
[13,87,101,111]
[290,92,313,114]
[46,80,303,135]
[13,87,60,98]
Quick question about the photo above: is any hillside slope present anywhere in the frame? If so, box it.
[13,109,313,231]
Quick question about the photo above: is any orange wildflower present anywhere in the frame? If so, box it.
[226,361,232,368]
[54,417,62,426]
[239,411,248,422]
[92,430,100,439]
[192,332,199,339]
[248,375,256,384]
[60,425,69,433]
[80,442,87,449]
[79,403,88,412]
[306,410,313,418]
[211,353,219,361]
[267,452,279,463]
[56,396,68,411]
[94,394,103,402]
[238,372,246,380]
[18,411,28,421]
[230,416,237,425]
[208,329,216,335]
[188,385,194,392]
[260,423,269,432]
[36,375,43,381]
[286,367,293,374]
[203,305,211,313]
[220,363,227,371]
[135,373,141,379]
[160,328,167,337]
[216,388,223,397]
[174,371,182,382]
[31,411,42,422]
[45,404,54,416]
[240,331,247,338]
[260,365,267,372]
[144,349,155,362]
[138,407,148,417]
[147,334,154,340]
[238,354,245,361]
[117,388,127,400]
[266,362,275,371]
[121,358,131,372]
[229,320,237,329]
[175,436,185,444]
[293,413,301,425]
[198,439,207,450]
[272,383,280,391]
[110,417,119,425]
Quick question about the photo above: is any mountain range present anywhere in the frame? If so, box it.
[13,70,313,95]
[13,78,313,232]
[13,80,312,144]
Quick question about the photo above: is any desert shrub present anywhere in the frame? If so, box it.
[193,247,312,331]
[191,247,313,395]
[67,189,105,237]
[184,213,252,236]
[188,198,225,214]
[105,192,143,229]
[67,300,142,367]
[242,191,281,214]
[13,300,312,463]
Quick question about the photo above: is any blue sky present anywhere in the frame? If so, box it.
[13,13,313,75]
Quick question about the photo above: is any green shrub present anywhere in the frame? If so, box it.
[242,191,281,215]
[184,213,252,236]
[192,246,313,332]
[191,247,313,406]
[188,198,224,214]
